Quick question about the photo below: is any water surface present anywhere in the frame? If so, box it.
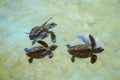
[0,0,120,80]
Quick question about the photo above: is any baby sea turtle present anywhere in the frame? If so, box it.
[26,17,57,45]
[24,41,57,63]
[66,34,104,64]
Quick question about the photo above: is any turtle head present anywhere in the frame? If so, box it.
[93,47,104,53]
[47,23,57,29]
[49,45,57,51]
[24,48,30,55]
[66,44,71,48]
[24,48,29,52]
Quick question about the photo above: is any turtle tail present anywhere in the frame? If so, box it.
[66,44,71,48]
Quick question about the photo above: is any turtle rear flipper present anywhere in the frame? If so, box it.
[71,56,75,63]
[28,57,33,63]
[48,31,56,43]
[38,40,48,47]
[48,53,53,59]
[90,54,97,64]
[89,34,96,48]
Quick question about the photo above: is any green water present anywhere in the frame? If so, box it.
[0,0,120,80]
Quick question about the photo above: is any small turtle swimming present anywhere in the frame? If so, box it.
[25,17,57,45]
[66,34,104,64]
[24,41,57,63]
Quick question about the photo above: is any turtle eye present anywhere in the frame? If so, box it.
[50,23,57,26]
[48,23,57,29]
[87,49,90,51]
[97,47,104,51]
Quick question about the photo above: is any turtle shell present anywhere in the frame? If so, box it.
[29,26,49,40]
[68,44,92,58]
[27,46,48,59]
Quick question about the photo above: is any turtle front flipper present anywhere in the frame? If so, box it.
[37,40,48,47]
[48,31,56,43]
[32,36,43,45]
[89,34,96,48]
[90,54,97,64]
[48,53,53,59]
[28,57,33,63]
[71,56,75,63]
[32,38,38,45]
